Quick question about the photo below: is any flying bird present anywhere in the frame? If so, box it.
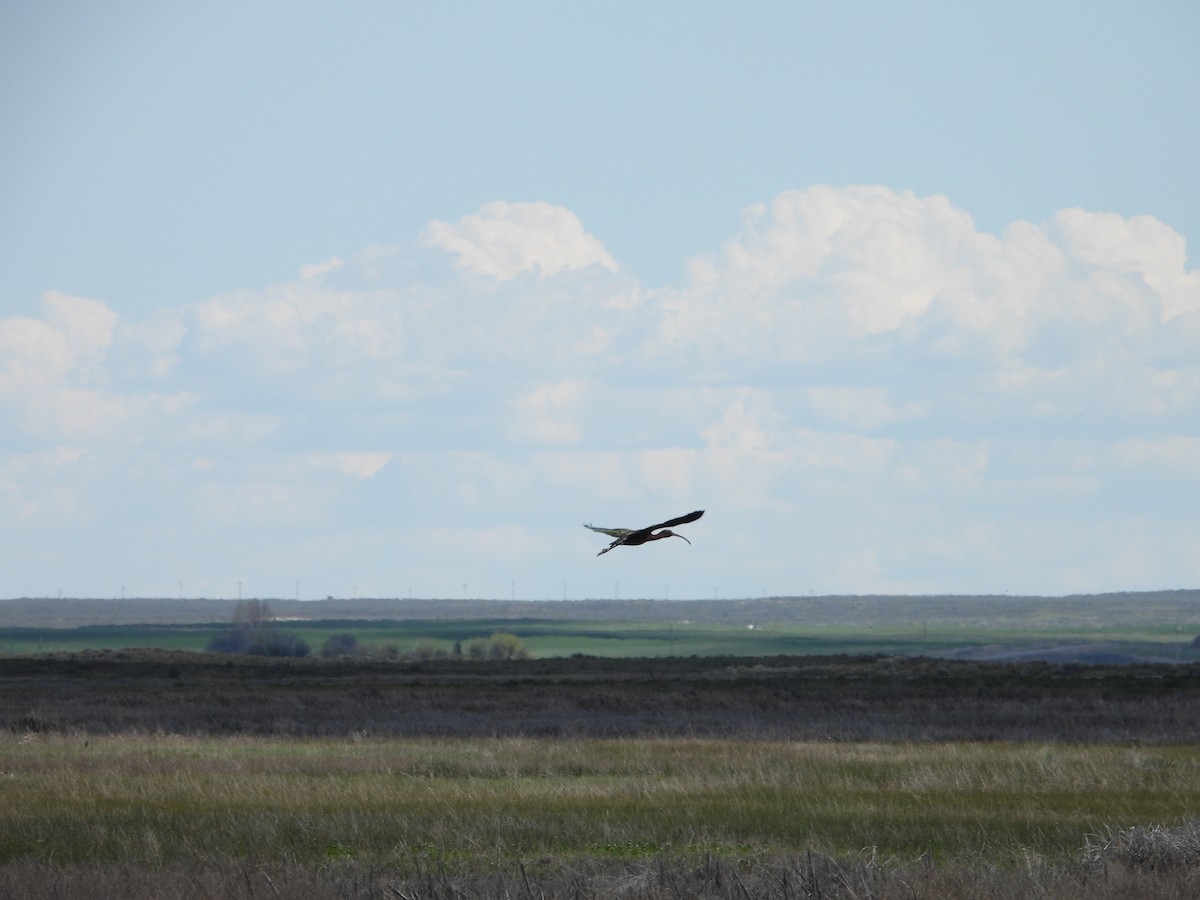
[584,510,705,556]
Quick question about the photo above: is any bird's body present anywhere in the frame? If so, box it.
[584,510,704,556]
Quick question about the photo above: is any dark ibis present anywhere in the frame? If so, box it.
[584,510,704,556]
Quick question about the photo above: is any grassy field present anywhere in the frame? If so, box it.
[5,733,1198,863]
[2,732,1198,898]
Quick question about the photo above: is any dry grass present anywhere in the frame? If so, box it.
[1,838,1198,898]
[1,733,1198,897]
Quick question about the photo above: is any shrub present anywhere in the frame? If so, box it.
[465,632,529,661]
[320,634,359,658]
[412,641,445,661]
[248,633,310,658]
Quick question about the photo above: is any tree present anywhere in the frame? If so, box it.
[207,599,310,657]
[233,599,274,646]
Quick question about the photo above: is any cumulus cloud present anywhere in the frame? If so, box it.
[117,309,187,379]
[0,292,117,397]
[3,189,1198,597]
[1053,209,1198,320]
[423,201,618,280]
[190,279,412,387]
[41,292,119,377]
[657,185,1199,380]
[0,293,131,438]
[661,186,980,359]
[0,315,74,396]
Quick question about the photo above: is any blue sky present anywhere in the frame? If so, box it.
[2,1,1198,601]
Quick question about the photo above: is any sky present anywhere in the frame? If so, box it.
[2,1,1198,602]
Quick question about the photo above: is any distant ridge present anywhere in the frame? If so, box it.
[1,590,1197,629]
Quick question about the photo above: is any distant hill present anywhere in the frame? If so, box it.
[2,589,1197,631]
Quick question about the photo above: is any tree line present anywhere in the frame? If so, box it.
[206,600,528,660]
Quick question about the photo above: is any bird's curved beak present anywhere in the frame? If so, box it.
[673,533,691,544]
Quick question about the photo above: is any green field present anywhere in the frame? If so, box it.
[2,614,1198,663]
[3,591,1198,663]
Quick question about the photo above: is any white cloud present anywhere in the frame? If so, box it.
[1054,209,1200,321]
[117,309,187,379]
[0,293,134,438]
[0,292,116,399]
[656,185,1200,376]
[0,315,74,396]
[196,480,329,527]
[693,393,798,508]
[422,524,547,562]
[831,549,892,593]
[509,380,586,445]
[4,190,1198,597]
[0,446,89,526]
[191,280,409,378]
[35,387,131,439]
[310,452,394,480]
[805,386,927,430]
[535,450,639,501]
[635,448,697,501]
[1113,437,1200,476]
[423,201,618,280]
[300,256,345,279]
[41,292,119,379]
[175,410,281,446]
[661,186,979,359]
[700,390,779,453]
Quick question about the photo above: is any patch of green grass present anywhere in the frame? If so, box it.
[0,624,225,655]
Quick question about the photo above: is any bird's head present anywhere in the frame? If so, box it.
[657,530,691,544]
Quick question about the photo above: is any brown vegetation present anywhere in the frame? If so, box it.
[3,843,1199,900]
[3,651,1199,743]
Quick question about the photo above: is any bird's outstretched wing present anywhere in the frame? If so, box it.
[583,524,633,539]
[647,510,704,531]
